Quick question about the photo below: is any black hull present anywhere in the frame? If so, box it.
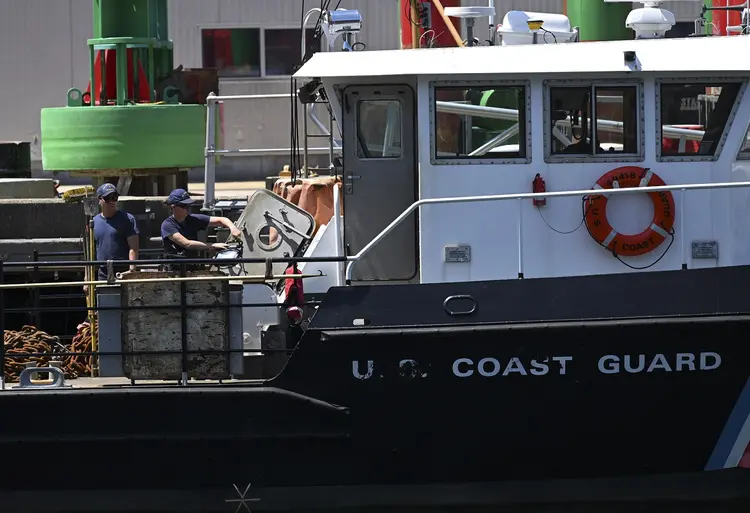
[3,265,750,511]
[3,473,750,513]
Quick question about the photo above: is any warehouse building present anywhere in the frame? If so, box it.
[0,0,705,181]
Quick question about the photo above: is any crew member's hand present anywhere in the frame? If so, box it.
[211,242,229,251]
[230,227,242,239]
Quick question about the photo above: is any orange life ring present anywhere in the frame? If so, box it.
[584,166,675,257]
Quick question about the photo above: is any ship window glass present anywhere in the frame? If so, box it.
[548,85,639,156]
[433,85,527,159]
[357,100,403,159]
[738,124,750,160]
[659,82,743,157]
[201,28,315,78]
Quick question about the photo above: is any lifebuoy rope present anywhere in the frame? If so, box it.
[580,198,675,270]
[537,166,675,270]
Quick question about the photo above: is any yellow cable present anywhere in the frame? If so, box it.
[88,220,98,377]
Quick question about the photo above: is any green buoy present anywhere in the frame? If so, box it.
[40,0,207,185]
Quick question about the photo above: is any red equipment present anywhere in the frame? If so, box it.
[283,262,305,326]
[532,173,547,207]
[86,49,152,105]
[400,0,463,49]
[712,0,744,36]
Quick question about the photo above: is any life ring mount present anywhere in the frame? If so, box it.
[584,166,675,257]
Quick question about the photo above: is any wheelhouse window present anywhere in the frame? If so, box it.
[357,100,403,159]
[201,28,315,78]
[659,81,743,158]
[738,124,750,160]
[547,83,640,158]
[432,84,527,161]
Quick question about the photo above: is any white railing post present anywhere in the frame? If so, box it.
[680,188,687,269]
[517,198,524,279]
[332,183,345,286]
[204,92,218,209]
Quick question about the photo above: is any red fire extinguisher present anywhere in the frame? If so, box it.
[532,173,546,207]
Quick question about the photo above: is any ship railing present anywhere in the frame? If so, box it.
[0,254,344,390]
[343,180,750,282]
[20,248,166,329]
[203,92,341,209]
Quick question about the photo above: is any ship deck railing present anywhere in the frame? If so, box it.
[0,253,345,390]
[343,179,750,281]
[203,91,340,209]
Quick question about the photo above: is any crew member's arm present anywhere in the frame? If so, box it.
[167,232,227,252]
[208,216,243,239]
[125,213,140,270]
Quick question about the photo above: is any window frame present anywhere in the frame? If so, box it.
[543,78,645,164]
[198,24,320,79]
[354,97,405,162]
[655,77,747,162]
[737,123,750,161]
[428,80,532,166]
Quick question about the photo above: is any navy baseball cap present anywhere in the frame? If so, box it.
[96,183,118,198]
[166,188,196,206]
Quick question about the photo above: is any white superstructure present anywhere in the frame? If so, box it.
[217,2,750,287]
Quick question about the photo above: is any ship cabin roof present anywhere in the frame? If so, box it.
[294,35,750,79]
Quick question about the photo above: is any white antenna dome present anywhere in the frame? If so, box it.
[603,0,703,39]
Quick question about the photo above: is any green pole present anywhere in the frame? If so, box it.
[704,0,713,34]
[565,0,633,41]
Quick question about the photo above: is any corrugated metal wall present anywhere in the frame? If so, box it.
[0,0,91,164]
[0,0,709,168]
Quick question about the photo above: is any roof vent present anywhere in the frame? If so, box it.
[604,0,702,39]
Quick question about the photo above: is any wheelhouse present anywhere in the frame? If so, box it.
[295,32,750,285]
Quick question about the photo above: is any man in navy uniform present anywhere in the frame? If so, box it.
[160,188,241,262]
[90,183,139,283]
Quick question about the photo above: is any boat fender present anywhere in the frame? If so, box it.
[584,166,675,257]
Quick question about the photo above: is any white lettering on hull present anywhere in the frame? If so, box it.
[352,360,374,380]
[452,356,572,377]
[353,353,723,380]
[597,352,721,374]
[450,352,721,378]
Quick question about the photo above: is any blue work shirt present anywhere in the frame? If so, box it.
[93,211,139,280]
[160,213,211,258]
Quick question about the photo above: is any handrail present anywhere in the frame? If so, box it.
[0,273,325,291]
[344,180,750,281]
[2,255,348,269]
[332,183,345,287]
[203,91,340,209]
